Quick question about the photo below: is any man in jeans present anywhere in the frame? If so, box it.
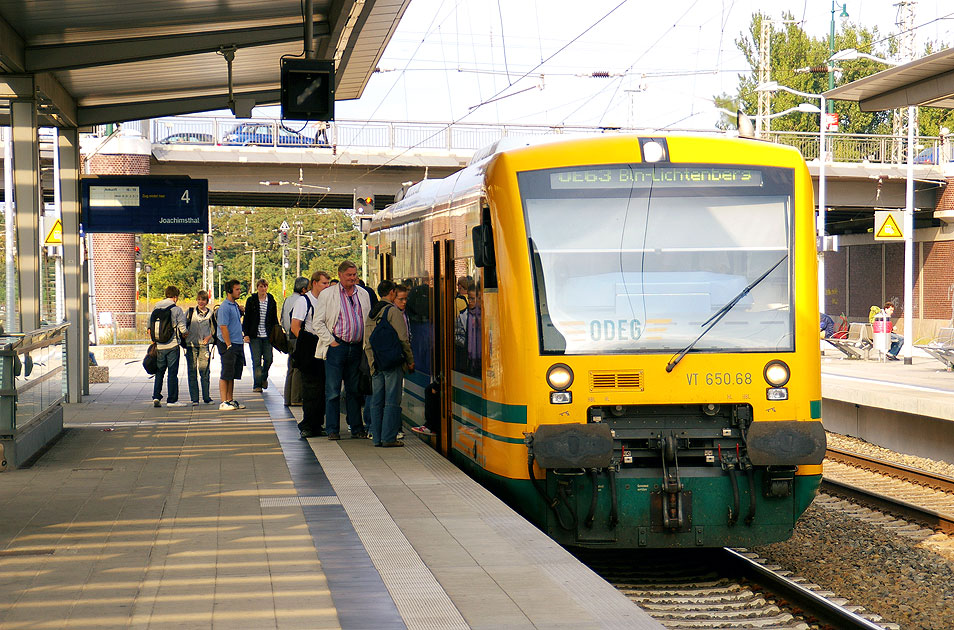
[151,286,189,407]
[314,260,371,440]
[185,290,215,406]
[217,279,247,410]
[365,283,414,447]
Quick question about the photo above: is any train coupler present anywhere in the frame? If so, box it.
[652,433,691,532]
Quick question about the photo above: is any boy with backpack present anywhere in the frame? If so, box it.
[364,282,414,447]
[184,290,216,406]
[150,286,189,407]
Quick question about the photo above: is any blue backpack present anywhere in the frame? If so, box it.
[369,304,405,370]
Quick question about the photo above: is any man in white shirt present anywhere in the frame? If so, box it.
[291,271,331,438]
[313,261,371,440]
[282,276,310,406]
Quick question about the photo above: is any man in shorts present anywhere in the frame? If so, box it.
[217,279,247,410]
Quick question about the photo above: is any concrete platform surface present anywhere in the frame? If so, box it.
[0,357,662,630]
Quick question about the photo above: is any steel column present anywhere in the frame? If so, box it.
[59,128,84,402]
[11,99,40,332]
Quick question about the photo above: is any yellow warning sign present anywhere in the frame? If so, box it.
[44,219,63,245]
[874,211,903,240]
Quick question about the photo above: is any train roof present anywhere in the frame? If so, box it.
[370,131,803,232]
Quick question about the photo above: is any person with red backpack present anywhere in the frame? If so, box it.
[150,286,188,407]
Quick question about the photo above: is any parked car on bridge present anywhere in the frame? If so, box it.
[914,146,944,164]
[159,132,214,145]
[222,123,316,147]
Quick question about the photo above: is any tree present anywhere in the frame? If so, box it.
[716,13,892,134]
[138,206,364,302]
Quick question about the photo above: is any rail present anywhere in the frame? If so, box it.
[94,117,948,165]
[0,323,69,435]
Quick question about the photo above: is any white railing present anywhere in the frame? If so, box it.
[130,117,638,152]
[91,117,947,165]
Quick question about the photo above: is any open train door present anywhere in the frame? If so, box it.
[431,239,456,456]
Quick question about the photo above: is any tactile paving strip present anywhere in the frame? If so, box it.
[259,496,342,508]
[309,439,469,630]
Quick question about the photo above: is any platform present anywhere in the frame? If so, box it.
[0,358,662,630]
[822,352,954,461]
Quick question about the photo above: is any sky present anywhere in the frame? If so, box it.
[300,0,954,132]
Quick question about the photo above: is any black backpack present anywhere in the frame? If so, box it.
[369,304,405,370]
[149,304,175,344]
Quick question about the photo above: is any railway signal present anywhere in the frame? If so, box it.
[354,192,374,215]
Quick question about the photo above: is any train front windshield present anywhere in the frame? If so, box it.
[518,164,796,355]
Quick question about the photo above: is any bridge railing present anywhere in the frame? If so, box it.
[113,117,947,164]
[137,117,633,152]
[765,130,944,164]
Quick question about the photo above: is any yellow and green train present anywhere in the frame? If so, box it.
[366,134,825,548]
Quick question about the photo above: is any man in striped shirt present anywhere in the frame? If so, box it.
[314,260,372,440]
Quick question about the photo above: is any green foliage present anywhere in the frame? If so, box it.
[717,12,950,135]
[139,207,363,301]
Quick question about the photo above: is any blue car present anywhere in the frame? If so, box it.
[914,146,941,164]
[223,123,316,146]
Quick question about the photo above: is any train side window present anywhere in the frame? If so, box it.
[472,205,498,288]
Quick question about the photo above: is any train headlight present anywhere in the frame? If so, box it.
[763,360,790,387]
[546,363,574,391]
[550,391,572,404]
[642,141,666,163]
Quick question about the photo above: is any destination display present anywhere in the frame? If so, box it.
[81,176,209,234]
[550,166,764,190]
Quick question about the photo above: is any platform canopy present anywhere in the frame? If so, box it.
[824,47,954,110]
[0,0,410,126]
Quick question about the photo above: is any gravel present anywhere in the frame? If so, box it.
[827,431,954,478]
[751,431,954,630]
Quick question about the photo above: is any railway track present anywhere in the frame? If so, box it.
[823,447,954,535]
[579,548,894,629]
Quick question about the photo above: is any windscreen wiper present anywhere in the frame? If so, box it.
[665,254,788,373]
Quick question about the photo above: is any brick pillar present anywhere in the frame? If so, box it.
[82,131,151,330]
[936,177,954,212]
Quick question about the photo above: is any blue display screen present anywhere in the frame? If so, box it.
[81,176,209,234]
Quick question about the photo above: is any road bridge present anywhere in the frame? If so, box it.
[114,118,954,225]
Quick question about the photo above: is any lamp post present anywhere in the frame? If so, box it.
[757,81,827,311]
[826,48,914,363]
[216,264,223,302]
[828,2,849,112]
[144,264,153,311]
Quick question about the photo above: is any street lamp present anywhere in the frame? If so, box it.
[144,264,153,311]
[829,2,849,111]
[757,81,828,311]
[827,48,916,363]
[768,103,822,118]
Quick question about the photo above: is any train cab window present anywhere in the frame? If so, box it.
[518,164,795,355]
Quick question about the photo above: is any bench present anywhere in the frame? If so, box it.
[827,322,873,360]
[915,326,954,369]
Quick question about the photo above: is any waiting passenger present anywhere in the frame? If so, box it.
[217,280,247,410]
[455,275,474,314]
[291,271,332,438]
[243,279,278,392]
[881,302,903,361]
[149,286,189,407]
[282,277,310,406]
[184,290,215,406]
[314,261,371,440]
[366,283,414,447]
[820,312,835,339]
